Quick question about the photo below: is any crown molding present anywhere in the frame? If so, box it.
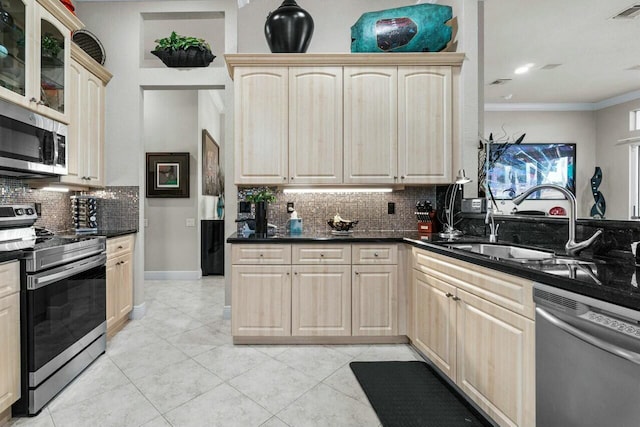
[485,89,640,112]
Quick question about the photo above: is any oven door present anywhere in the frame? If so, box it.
[25,253,106,384]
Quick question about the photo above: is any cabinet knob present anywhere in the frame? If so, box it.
[393,176,398,180]
[401,176,405,179]
[286,272,290,276]
[294,271,298,275]
[259,253,263,257]
[290,177,294,180]
[355,271,359,275]
[29,97,37,103]
[445,292,453,298]
[374,253,379,257]
[118,246,123,249]
[320,253,324,257]
[283,177,287,181]
[452,296,461,302]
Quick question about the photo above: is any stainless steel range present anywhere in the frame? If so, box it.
[0,204,107,416]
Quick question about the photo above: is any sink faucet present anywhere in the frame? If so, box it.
[485,208,499,242]
[512,184,602,256]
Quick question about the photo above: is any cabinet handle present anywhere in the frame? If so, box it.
[445,292,453,298]
[452,296,461,301]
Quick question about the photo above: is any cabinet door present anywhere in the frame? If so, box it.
[352,265,397,336]
[62,58,84,185]
[232,265,291,336]
[36,5,70,122]
[291,265,351,336]
[105,256,118,330]
[344,66,397,184]
[398,66,452,184]
[412,270,457,379]
[0,0,32,109]
[0,293,20,413]
[289,67,343,184]
[117,252,133,319]
[456,289,535,427]
[84,70,105,186]
[234,67,288,185]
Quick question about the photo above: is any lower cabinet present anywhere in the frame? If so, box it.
[231,265,292,336]
[106,235,135,336]
[0,261,20,414]
[231,243,399,340]
[410,248,535,427]
[291,265,351,336]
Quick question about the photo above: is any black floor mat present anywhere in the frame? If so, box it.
[350,361,493,427]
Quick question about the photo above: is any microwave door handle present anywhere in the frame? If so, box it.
[27,254,106,290]
[53,132,58,166]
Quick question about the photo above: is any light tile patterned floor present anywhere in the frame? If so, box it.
[9,277,422,427]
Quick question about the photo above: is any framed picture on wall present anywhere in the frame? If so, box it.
[146,152,190,198]
[202,129,220,196]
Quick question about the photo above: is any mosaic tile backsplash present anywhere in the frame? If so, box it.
[238,186,440,234]
[0,177,139,232]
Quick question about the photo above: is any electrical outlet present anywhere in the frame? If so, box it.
[287,202,295,213]
[186,218,195,227]
[388,202,395,214]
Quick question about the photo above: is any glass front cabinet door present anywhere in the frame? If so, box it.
[0,0,30,106]
[0,0,76,123]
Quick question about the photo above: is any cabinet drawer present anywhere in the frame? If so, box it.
[352,244,398,264]
[107,235,135,259]
[0,261,19,299]
[413,248,534,319]
[232,245,292,264]
[292,244,351,264]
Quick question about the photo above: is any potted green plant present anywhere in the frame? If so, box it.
[151,31,215,67]
[41,33,62,59]
[245,189,276,236]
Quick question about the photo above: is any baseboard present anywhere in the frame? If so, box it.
[130,302,146,320]
[144,271,202,280]
[223,305,231,320]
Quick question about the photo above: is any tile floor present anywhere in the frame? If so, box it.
[8,277,423,427]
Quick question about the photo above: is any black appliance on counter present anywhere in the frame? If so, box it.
[0,205,107,416]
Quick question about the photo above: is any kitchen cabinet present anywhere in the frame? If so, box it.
[230,242,403,342]
[0,261,20,414]
[231,243,292,337]
[60,44,111,187]
[352,244,398,336]
[226,53,464,186]
[106,235,134,336]
[233,67,289,185]
[410,248,535,427]
[0,0,82,123]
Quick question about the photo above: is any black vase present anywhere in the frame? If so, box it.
[255,201,268,236]
[264,0,314,53]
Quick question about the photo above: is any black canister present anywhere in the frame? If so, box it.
[264,0,314,53]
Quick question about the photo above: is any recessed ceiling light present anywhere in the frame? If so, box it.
[489,78,512,86]
[514,63,535,74]
[502,94,513,100]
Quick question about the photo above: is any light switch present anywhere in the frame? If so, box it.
[186,218,195,227]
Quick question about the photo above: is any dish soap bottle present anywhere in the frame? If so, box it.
[288,210,303,235]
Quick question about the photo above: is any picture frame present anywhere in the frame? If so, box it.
[146,152,190,198]
[202,129,220,196]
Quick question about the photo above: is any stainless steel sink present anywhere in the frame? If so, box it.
[444,242,555,261]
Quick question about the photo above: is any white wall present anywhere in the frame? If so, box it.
[595,98,640,219]
[484,111,597,217]
[198,90,224,220]
[144,90,199,273]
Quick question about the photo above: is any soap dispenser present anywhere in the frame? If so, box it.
[288,210,303,235]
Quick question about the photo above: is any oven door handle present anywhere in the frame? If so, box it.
[27,253,106,290]
[536,307,640,365]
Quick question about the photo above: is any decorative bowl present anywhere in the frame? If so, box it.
[327,219,359,232]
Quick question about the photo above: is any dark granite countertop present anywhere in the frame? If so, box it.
[64,229,138,238]
[228,231,640,311]
[0,250,25,264]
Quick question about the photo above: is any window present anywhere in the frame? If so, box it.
[630,109,640,131]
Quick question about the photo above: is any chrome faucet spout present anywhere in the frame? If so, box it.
[485,208,499,242]
[512,184,601,256]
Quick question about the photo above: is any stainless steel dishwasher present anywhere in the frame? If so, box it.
[534,283,640,427]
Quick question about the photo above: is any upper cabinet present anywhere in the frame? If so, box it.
[0,0,82,123]
[226,53,464,187]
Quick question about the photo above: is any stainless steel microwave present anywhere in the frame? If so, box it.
[0,99,67,177]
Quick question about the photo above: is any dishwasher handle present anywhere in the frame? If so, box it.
[536,307,640,366]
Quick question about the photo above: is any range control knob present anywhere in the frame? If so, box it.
[25,208,34,215]
[14,208,24,215]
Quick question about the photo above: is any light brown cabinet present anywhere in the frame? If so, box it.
[0,261,20,414]
[230,243,400,342]
[410,248,535,427]
[106,235,135,336]
[226,53,464,186]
